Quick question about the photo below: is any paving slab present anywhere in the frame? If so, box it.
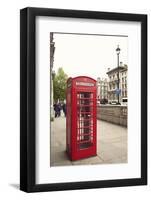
[50,114,127,167]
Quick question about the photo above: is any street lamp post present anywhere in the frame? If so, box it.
[116,45,121,105]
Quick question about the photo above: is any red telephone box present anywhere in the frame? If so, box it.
[66,76,97,161]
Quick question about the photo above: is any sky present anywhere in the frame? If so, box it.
[53,33,128,80]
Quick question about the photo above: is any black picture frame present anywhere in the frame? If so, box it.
[20,7,147,192]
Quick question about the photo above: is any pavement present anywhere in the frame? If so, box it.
[50,112,127,166]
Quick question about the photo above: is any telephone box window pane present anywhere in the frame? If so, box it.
[77,92,94,150]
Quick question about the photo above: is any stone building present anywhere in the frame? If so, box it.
[50,33,55,120]
[120,66,128,98]
[106,63,128,104]
[97,77,108,102]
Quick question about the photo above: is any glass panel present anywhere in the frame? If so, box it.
[77,92,94,150]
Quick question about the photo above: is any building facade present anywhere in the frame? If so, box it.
[120,66,128,98]
[50,33,55,120]
[97,77,108,102]
[106,64,128,104]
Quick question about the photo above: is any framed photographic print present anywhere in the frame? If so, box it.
[20,7,147,192]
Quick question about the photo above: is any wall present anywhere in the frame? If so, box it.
[0,0,150,200]
[97,105,127,126]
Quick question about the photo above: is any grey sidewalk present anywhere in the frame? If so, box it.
[50,113,127,166]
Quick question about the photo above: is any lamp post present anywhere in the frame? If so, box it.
[116,45,121,105]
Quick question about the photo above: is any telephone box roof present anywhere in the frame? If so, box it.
[67,76,96,83]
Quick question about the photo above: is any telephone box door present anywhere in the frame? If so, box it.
[74,91,96,160]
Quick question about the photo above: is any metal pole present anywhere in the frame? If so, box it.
[117,53,120,104]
